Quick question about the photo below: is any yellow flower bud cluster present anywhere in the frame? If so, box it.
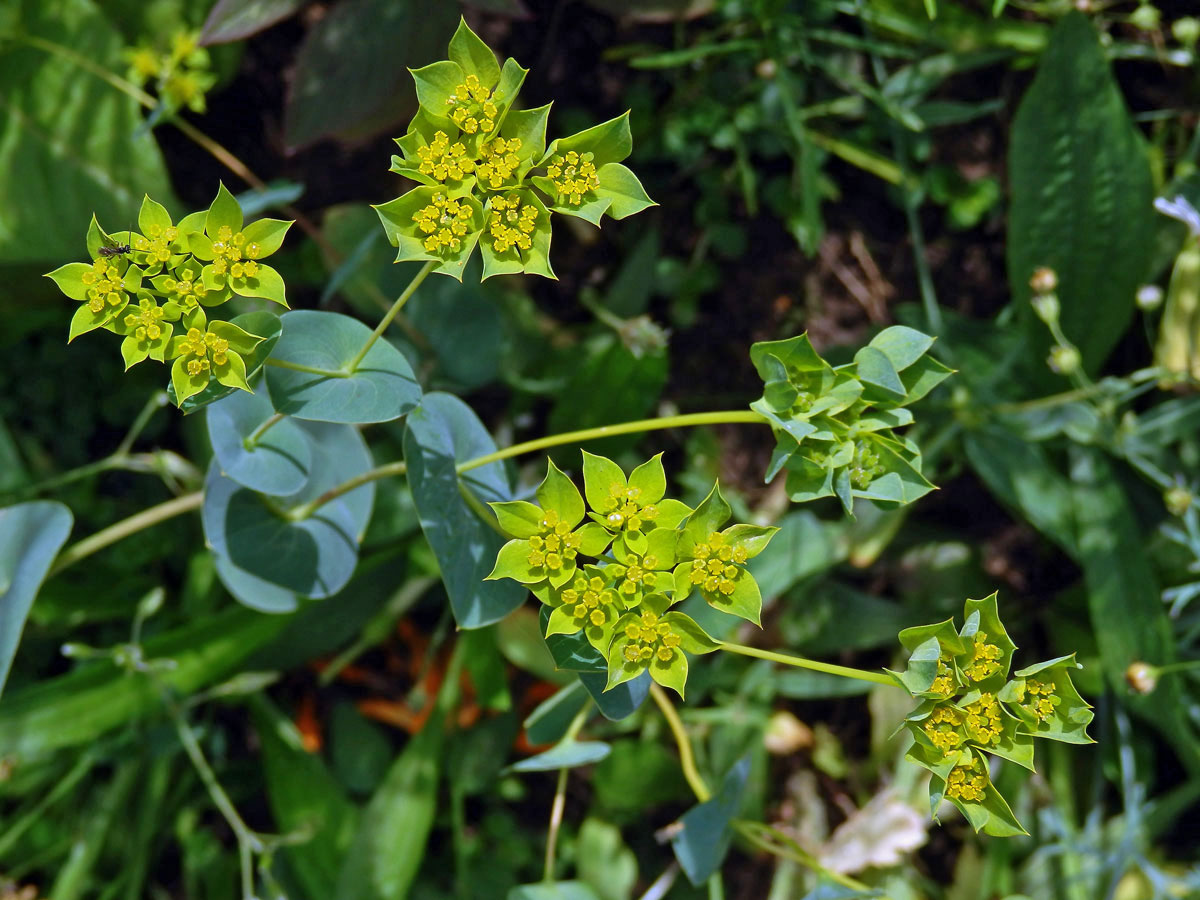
[559,573,617,628]
[80,260,127,314]
[159,266,209,309]
[487,193,537,254]
[209,226,261,280]
[413,193,474,254]
[133,222,179,265]
[525,509,582,571]
[1021,679,1061,722]
[546,150,600,205]
[930,657,956,697]
[688,531,749,597]
[602,483,659,532]
[963,631,1003,682]
[945,757,988,803]
[446,74,498,135]
[621,610,682,664]
[615,554,660,599]
[923,705,965,756]
[177,327,229,376]
[417,130,475,182]
[963,693,1004,747]
[122,297,167,343]
[477,136,523,189]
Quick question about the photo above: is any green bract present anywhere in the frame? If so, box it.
[893,593,1094,836]
[751,326,952,515]
[488,451,776,697]
[374,17,655,283]
[47,188,294,408]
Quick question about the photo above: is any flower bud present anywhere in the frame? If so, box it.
[1129,4,1160,30]
[1048,344,1081,375]
[1136,284,1163,310]
[1173,16,1200,46]
[1165,485,1192,517]
[1029,266,1058,295]
[1125,661,1158,695]
[1032,293,1060,324]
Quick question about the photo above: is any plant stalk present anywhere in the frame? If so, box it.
[344,260,436,373]
[720,641,898,687]
[49,492,203,577]
[650,683,711,803]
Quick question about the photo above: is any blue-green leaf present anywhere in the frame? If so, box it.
[524,682,591,746]
[671,755,751,885]
[203,421,374,602]
[265,310,422,424]
[206,377,312,496]
[579,670,650,722]
[0,501,73,698]
[508,738,611,773]
[403,393,525,628]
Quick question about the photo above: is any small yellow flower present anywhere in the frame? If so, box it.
[476,136,523,189]
[546,150,600,205]
[945,757,989,803]
[413,192,474,254]
[486,193,537,254]
[417,131,475,182]
[446,74,499,136]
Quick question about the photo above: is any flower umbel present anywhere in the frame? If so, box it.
[895,594,1093,837]
[414,192,474,254]
[486,193,537,254]
[446,74,498,136]
[545,150,600,206]
[417,131,476,183]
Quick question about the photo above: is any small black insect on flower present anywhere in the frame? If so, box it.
[98,234,132,258]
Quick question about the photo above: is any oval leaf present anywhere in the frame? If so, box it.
[404,393,526,628]
[206,377,313,496]
[265,310,422,423]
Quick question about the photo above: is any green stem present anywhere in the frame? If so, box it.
[543,705,591,882]
[49,492,203,577]
[263,357,350,378]
[244,413,285,451]
[858,3,941,337]
[720,641,898,687]
[344,261,435,373]
[733,821,877,895]
[650,683,711,803]
[458,480,511,539]
[1155,658,1200,676]
[289,410,766,521]
[159,686,263,899]
[115,390,168,457]
[288,461,407,521]
[457,410,766,474]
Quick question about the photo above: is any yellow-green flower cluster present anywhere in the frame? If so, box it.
[893,593,1095,837]
[46,186,293,406]
[487,452,777,698]
[124,29,217,116]
[375,17,654,282]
